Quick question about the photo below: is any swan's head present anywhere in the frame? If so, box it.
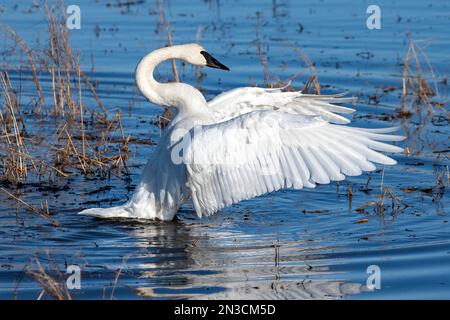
[181,43,230,71]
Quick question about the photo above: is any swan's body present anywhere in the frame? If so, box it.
[79,44,404,221]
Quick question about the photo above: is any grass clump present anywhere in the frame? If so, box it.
[0,4,130,225]
[0,5,130,185]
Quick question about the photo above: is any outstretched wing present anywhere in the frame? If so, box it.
[184,111,404,217]
[207,85,357,124]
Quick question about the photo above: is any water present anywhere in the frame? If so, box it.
[0,0,449,299]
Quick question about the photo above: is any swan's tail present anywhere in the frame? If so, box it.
[78,206,133,219]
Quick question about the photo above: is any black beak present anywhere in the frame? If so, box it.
[200,51,230,71]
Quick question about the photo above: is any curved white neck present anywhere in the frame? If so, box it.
[135,46,209,119]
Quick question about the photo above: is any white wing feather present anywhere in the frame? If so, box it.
[184,111,404,217]
[208,86,357,124]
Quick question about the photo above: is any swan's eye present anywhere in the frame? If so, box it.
[200,51,230,71]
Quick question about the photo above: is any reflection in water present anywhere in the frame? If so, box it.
[201,280,364,300]
[120,216,365,299]
[109,219,201,298]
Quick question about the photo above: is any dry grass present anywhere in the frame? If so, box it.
[356,187,403,218]
[1,187,59,226]
[24,252,72,300]
[293,48,321,95]
[400,40,448,119]
[153,0,178,128]
[1,6,129,181]
[0,71,28,183]
[254,12,320,94]
[255,11,272,86]
[109,255,130,300]
[16,250,133,300]
[0,5,131,225]
[157,0,179,83]
[6,27,45,112]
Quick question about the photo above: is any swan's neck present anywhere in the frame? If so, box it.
[135,46,210,119]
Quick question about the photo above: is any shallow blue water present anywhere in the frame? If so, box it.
[0,0,449,299]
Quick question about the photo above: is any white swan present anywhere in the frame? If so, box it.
[79,43,405,221]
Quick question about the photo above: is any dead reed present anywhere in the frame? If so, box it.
[1,6,129,180]
[400,40,448,120]
[153,0,178,128]
[1,187,59,226]
[157,0,179,83]
[355,187,403,218]
[24,252,72,300]
[293,48,321,95]
[254,12,320,93]
[0,5,131,224]
[0,70,29,183]
[6,27,45,113]
[255,11,272,86]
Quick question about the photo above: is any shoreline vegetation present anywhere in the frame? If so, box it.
[1,5,131,224]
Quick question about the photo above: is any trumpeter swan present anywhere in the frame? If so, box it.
[79,43,404,221]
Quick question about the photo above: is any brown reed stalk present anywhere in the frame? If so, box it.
[1,187,59,226]
[25,252,71,300]
[0,71,28,183]
[255,11,272,86]
[293,48,321,94]
[5,27,45,112]
[400,40,447,119]
[157,0,179,82]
